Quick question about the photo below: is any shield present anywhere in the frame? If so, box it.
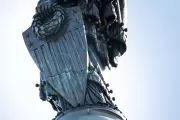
[22,6,88,107]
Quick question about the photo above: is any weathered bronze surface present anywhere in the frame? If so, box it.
[23,0,128,119]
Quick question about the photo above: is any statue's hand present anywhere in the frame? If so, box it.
[36,0,57,15]
[107,22,127,43]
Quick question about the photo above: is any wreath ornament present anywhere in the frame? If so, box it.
[32,4,65,41]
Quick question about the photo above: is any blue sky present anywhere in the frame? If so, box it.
[0,0,180,120]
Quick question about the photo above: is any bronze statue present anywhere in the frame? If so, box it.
[23,0,128,119]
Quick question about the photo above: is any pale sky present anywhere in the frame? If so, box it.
[0,0,180,120]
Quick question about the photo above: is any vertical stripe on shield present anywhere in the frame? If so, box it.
[64,34,85,92]
[69,31,84,70]
[41,44,57,76]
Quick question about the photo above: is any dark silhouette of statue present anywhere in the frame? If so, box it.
[22,0,128,119]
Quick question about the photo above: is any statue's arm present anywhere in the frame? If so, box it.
[106,0,127,43]
[104,0,127,67]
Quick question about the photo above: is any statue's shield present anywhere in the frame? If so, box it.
[22,6,88,107]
